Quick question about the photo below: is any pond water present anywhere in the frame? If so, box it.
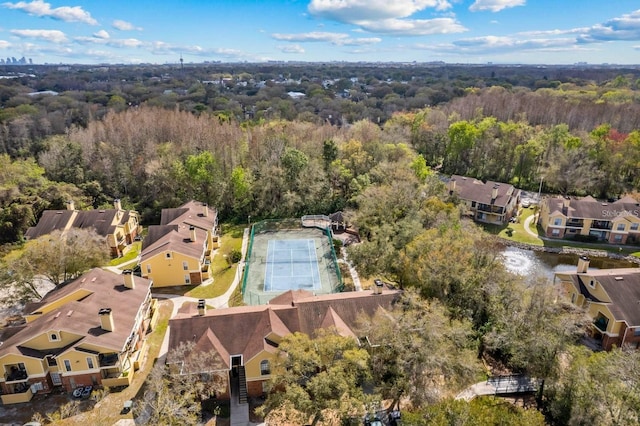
[501,246,639,282]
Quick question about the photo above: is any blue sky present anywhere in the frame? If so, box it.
[1,0,640,65]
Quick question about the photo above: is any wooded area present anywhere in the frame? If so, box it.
[2,63,640,424]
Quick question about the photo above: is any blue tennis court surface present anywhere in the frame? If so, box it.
[264,239,321,292]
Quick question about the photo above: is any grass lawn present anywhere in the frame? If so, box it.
[482,207,544,246]
[186,223,245,300]
[108,242,141,267]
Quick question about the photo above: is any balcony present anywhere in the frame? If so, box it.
[99,353,120,368]
[1,383,33,404]
[101,368,134,388]
[477,204,504,214]
[594,316,609,333]
[565,219,584,228]
[591,220,612,230]
[4,368,28,383]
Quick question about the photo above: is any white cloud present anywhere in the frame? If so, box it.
[10,29,68,43]
[112,19,143,31]
[93,30,109,39]
[469,0,525,13]
[272,31,347,43]
[308,0,461,36]
[453,35,573,50]
[278,44,305,54]
[309,0,451,22]
[0,40,11,49]
[3,0,98,25]
[272,31,382,45]
[577,9,640,43]
[356,17,466,35]
[339,37,382,46]
[75,35,143,48]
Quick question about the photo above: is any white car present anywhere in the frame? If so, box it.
[521,198,531,208]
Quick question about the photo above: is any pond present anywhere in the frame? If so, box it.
[501,246,639,282]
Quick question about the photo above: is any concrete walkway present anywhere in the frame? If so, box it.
[523,214,539,239]
[342,250,362,291]
[151,228,259,425]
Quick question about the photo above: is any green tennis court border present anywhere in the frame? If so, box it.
[242,217,343,305]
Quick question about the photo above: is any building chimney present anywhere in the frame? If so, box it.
[491,185,499,201]
[114,198,122,211]
[562,197,571,209]
[190,226,197,242]
[207,230,214,248]
[197,299,206,316]
[449,178,456,194]
[66,200,75,211]
[202,203,209,217]
[123,269,135,289]
[577,256,590,274]
[99,308,114,332]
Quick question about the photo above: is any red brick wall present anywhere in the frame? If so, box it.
[61,373,101,391]
[247,380,266,398]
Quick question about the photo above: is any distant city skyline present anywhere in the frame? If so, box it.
[1,0,640,65]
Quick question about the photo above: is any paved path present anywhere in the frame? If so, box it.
[342,250,362,291]
[523,214,539,238]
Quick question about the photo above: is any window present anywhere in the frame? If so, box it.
[165,252,172,259]
[634,328,640,337]
[146,264,151,273]
[552,229,560,236]
[614,234,623,243]
[260,360,270,375]
[553,218,562,226]
[571,293,576,304]
[631,223,639,231]
[49,333,58,341]
[87,358,94,369]
[589,280,595,288]
[617,223,625,231]
[64,360,72,372]
[471,201,476,208]
[183,261,188,271]
[184,275,190,284]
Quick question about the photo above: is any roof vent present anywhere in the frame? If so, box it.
[614,276,624,281]
[67,310,73,317]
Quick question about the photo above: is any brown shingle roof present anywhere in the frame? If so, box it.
[0,268,152,359]
[140,224,207,262]
[168,290,402,368]
[25,207,137,240]
[160,200,217,231]
[141,200,217,262]
[596,272,640,326]
[24,210,76,239]
[546,197,640,220]
[450,175,519,208]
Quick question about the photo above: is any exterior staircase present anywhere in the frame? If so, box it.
[237,366,248,404]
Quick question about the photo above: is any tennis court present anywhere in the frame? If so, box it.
[264,239,321,291]
[241,219,343,305]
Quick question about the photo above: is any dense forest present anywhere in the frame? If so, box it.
[2,63,640,424]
